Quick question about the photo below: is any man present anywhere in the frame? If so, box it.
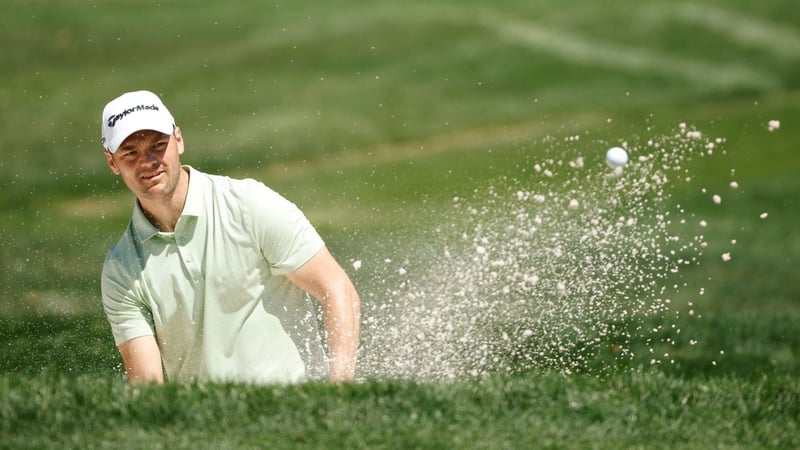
[100,90,360,384]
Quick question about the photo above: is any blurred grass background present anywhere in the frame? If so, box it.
[1,0,799,447]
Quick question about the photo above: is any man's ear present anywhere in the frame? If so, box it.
[174,126,185,156]
[104,149,121,175]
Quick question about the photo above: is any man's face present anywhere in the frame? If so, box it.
[104,128,185,201]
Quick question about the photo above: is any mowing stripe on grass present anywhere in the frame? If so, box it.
[481,14,779,92]
[649,3,800,59]
[252,111,605,180]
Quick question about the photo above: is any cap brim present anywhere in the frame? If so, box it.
[106,121,174,153]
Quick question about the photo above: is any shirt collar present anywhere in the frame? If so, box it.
[131,165,207,242]
[181,165,205,218]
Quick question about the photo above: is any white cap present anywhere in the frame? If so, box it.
[101,90,175,153]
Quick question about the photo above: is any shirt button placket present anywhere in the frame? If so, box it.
[177,234,200,284]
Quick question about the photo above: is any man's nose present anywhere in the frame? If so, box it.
[144,149,160,163]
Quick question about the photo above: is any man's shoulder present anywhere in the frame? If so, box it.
[102,222,139,276]
[190,167,267,194]
[199,169,283,204]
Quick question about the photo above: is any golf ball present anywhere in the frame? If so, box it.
[605,147,628,168]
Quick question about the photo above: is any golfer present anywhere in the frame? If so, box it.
[100,90,360,384]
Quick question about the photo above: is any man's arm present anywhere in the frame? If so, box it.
[118,335,164,384]
[287,246,361,384]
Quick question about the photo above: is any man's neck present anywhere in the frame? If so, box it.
[138,167,190,233]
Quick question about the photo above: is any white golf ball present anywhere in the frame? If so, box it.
[605,147,628,168]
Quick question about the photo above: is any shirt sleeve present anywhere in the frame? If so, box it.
[238,179,325,276]
[101,249,156,346]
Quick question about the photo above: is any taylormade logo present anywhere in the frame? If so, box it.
[106,104,160,127]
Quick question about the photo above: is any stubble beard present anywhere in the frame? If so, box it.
[135,164,182,202]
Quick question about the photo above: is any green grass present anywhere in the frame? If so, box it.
[2,0,799,447]
[2,372,799,449]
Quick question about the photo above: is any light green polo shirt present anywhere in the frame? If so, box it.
[101,166,327,384]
